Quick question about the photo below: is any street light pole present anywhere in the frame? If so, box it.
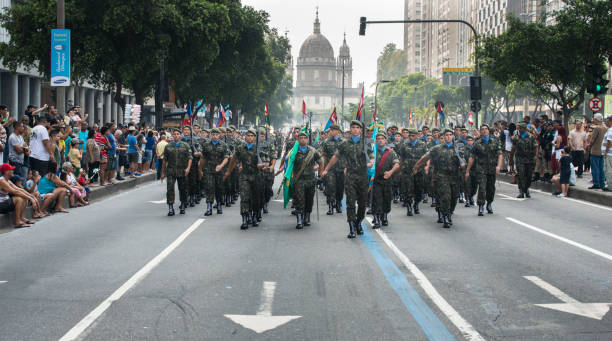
[56,0,65,116]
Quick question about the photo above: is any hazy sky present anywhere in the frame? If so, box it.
[242,0,405,94]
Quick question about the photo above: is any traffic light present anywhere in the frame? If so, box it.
[586,63,609,96]
[470,101,481,113]
[470,76,482,101]
[359,17,367,36]
[595,74,609,95]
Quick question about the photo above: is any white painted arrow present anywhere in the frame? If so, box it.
[224,281,301,333]
[525,276,611,320]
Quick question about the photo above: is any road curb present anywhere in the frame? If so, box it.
[497,173,612,208]
[0,173,157,231]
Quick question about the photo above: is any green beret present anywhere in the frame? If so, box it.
[409,128,418,134]
[518,122,528,129]
[246,128,257,136]
[350,120,364,128]
[422,125,430,130]
[211,128,220,134]
[218,127,226,133]
[432,127,440,132]
[330,124,341,131]
[376,132,387,139]
[442,128,453,134]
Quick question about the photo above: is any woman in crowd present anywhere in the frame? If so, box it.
[144,130,156,172]
[38,161,70,213]
[551,122,568,174]
[86,129,101,185]
[61,162,88,207]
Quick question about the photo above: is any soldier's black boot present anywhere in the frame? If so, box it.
[304,212,311,226]
[443,214,451,228]
[327,202,334,215]
[448,213,453,225]
[231,194,236,204]
[525,190,531,198]
[347,221,356,238]
[336,200,342,213]
[263,203,269,214]
[465,195,471,207]
[217,202,223,214]
[469,197,475,206]
[393,194,399,204]
[256,210,262,222]
[413,202,420,214]
[458,193,465,203]
[517,192,525,198]
[251,212,259,227]
[422,193,428,203]
[296,214,304,229]
[291,207,296,215]
[437,208,443,223]
[431,197,437,207]
[486,202,493,214]
[407,202,413,216]
[381,213,388,226]
[195,194,201,205]
[246,212,253,225]
[225,195,232,208]
[189,195,195,207]
[372,214,381,229]
[355,220,364,235]
[204,202,213,216]
[240,214,249,230]
[179,203,186,215]
[532,172,540,182]
[168,204,175,216]
[478,205,484,216]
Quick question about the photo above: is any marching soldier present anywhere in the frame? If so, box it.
[512,122,538,198]
[463,135,478,207]
[181,125,202,208]
[371,132,400,229]
[320,120,369,238]
[201,128,229,216]
[228,126,242,204]
[291,129,323,229]
[466,124,502,216]
[423,127,440,204]
[413,128,465,228]
[258,127,277,215]
[224,128,263,230]
[398,128,428,216]
[161,129,193,216]
[320,124,344,215]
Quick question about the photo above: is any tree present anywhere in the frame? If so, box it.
[377,43,407,82]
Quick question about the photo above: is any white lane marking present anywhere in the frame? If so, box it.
[498,193,527,201]
[0,281,6,284]
[365,217,486,341]
[58,218,206,341]
[524,276,611,320]
[498,182,612,212]
[506,217,612,262]
[148,200,166,204]
[224,281,301,334]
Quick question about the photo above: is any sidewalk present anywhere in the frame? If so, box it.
[497,172,612,207]
[0,172,157,231]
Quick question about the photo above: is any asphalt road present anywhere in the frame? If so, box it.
[0,178,611,341]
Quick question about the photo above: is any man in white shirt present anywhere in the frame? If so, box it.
[29,116,53,176]
[603,116,612,192]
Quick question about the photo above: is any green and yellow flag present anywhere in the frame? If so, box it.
[282,124,309,208]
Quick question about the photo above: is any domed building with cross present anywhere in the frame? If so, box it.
[290,10,363,115]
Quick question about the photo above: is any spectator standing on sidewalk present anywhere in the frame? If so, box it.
[155,133,168,180]
[105,124,118,184]
[603,116,612,192]
[116,125,128,180]
[86,129,101,184]
[78,122,89,176]
[553,146,573,197]
[569,120,587,178]
[587,113,607,190]
[29,116,53,176]
[127,126,141,178]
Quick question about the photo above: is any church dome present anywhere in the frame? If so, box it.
[298,10,334,60]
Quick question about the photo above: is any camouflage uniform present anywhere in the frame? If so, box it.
[292,145,321,217]
[471,136,502,206]
[397,137,428,211]
[164,141,192,206]
[320,135,344,209]
[464,143,478,204]
[233,142,261,216]
[258,132,277,210]
[182,135,202,205]
[372,145,400,216]
[512,131,537,195]
[427,143,463,216]
[335,135,370,225]
[201,138,229,205]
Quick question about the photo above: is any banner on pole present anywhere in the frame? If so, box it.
[51,29,70,86]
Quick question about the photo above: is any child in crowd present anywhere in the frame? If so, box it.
[68,139,82,177]
[557,146,573,198]
[25,170,42,204]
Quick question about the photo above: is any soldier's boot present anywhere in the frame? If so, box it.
[465,195,471,207]
[486,202,493,214]
[422,193,428,203]
[355,220,364,235]
[413,202,420,214]
[478,205,484,216]
[195,194,201,205]
[304,212,311,226]
[179,203,186,215]
[204,203,213,216]
[240,214,249,230]
[430,197,437,207]
[251,212,259,227]
[347,221,357,238]
[246,213,253,225]
[231,194,236,204]
[437,208,443,223]
[189,195,195,208]
[393,194,399,204]
[168,204,175,216]
[407,201,413,216]
[448,213,453,225]
[469,197,475,206]
[517,192,525,198]
[225,195,232,208]
[381,213,388,226]
[336,200,342,213]
[458,193,465,203]
[327,202,334,215]
[291,207,296,215]
[256,210,262,222]
[217,202,223,215]
[263,203,269,214]
[532,172,540,182]
[372,214,381,229]
[525,189,531,198]
[296,214,304,229]
[443,214,451,228]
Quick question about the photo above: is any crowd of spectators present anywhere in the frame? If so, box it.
[0,103,167,228]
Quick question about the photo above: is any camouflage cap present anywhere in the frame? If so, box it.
[258,127,267,134]
[422,125,430,130]
[229,125,237,130]
[330,124,341,131]
[210,128,220,134]
[466,135,474,140]
[218,127,226,133]
[350,120,364,128]
[401,127,410,132]
[376,131,387,139]
[409,128,419,134]
[246,128,257,136]
[518,122,528,129]
[442,128,454,134]
[203,128,210,133]
[389,125,398,130]
[432,127,440,132]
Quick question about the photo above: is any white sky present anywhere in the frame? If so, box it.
[242,0,405,94]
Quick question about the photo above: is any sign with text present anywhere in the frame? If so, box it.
[50,29,70,86]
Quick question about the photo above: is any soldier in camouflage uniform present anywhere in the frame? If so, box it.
[463,135,478,207]
[511,122,538,198]
[276,127,300,214]
[413,128,465,228]
[466,124,503,216]
[371,132,400,229]
[201,128,229,216]
[397,128,428,216]
[192,124,204,202]
[321,120,370,238]
[181,125,202,208]
[455,128,468,204]
[320,124,344,215]
[258,127,277,215]
[199,128,210,199]
[390,132,403,203]
[161,129,193,216]
[225,128,263,229]
[228,126,242,204]
[291,130,323,229]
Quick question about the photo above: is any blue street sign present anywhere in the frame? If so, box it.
[51,29,70,86]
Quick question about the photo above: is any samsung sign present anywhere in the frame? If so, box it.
[51,29,70,87]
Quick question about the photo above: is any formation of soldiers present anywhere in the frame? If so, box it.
[162,120,506,237]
